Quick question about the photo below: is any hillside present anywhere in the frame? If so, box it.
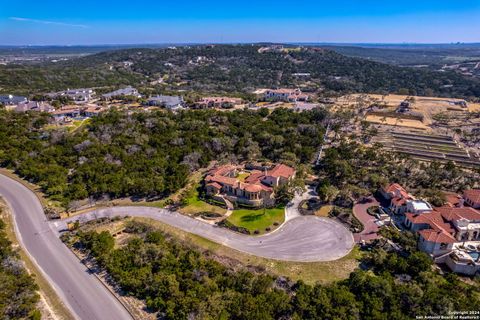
[1,45,480,98]
[323,44,480,66]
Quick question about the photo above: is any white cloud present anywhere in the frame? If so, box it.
[9,17,88,28]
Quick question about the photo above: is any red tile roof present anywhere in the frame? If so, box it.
[406,206,480,244]
[443,192,461,207]
[244,170,264,184]
[435,206,480,222]
[207,165,236,176]
[405,211,455,234]
[205,165,275,194]
[463,189,480,204]
[243,184,263,193]
[384,183,411,199]
[205,174,237,187]
[392,197,406,206]
[206,182,222,190]
[267,164,295,179]
[418,229,456,244]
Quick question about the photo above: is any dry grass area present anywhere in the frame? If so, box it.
[315,205,333,217]
[0,199,74,320]
[337,93,475,126]
[365,115,429,130]
[469,103,480,112]
[111,217,360,285]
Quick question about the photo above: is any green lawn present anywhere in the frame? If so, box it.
[179,185,227,216]
[227,207,285,233]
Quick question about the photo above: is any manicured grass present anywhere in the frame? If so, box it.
[227,207,285,233]
[120,217,360,284]
[316,205,334,217]
[178,184,227,216]
[180,197,227,216]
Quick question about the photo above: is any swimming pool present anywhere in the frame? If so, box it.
[467,251,479,261]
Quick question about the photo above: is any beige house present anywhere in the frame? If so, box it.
[205,164,295,207]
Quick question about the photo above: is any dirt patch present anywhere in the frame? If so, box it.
[315,205,333,217]
[365,115,429,130]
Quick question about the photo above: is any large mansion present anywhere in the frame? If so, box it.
[381,183,480,275]
[205,163,295,207]
[263,88,309,102]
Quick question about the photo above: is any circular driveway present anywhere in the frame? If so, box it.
[54,206,355,262]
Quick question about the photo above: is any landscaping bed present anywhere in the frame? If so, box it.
[329,207,364,233]
[366,206,380,216]
[298,198,323,215]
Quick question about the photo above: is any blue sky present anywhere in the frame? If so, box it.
[0,0,479,45]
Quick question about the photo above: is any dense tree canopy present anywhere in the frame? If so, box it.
[0,218,40,320]
[1,45,479,98]
[74,221,480,320]
[0,108,327,205]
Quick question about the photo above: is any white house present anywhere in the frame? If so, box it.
[264,88,308,102]
[147,95,185,110]
[102,86,141,99]
[48,88,94,102]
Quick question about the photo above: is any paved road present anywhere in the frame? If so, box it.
[1,173,354,319]
[0,174,132,320]
[53,205,354,262]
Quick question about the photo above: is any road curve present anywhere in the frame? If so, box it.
[0,174,133,320]
[53,206,354,262]
[0,173,354,319]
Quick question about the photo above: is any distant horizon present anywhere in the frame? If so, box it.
[1,1,479,45]
[1,42,480,48]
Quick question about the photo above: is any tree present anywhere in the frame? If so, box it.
[318,184,339,203]
[274,182,295,206]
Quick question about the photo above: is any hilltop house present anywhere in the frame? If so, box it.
[381,183,480,275]
[405,206,480,255]
[264,88,309,102]
[381,183,432,215]
[147,95,185,110]
[48,88,94,102]
[102,86,141,99]
[83,105,106,117]
[0,95,27,106]
[51,105,83,121]
[205,164,295,207]
[15,101,54,113]
[194,97,242,109]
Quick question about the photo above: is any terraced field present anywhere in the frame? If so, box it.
[375,131,480,168]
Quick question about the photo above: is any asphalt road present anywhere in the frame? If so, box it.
[0,174,132,320]
[1,173,354,319]
[53,206,354,262]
